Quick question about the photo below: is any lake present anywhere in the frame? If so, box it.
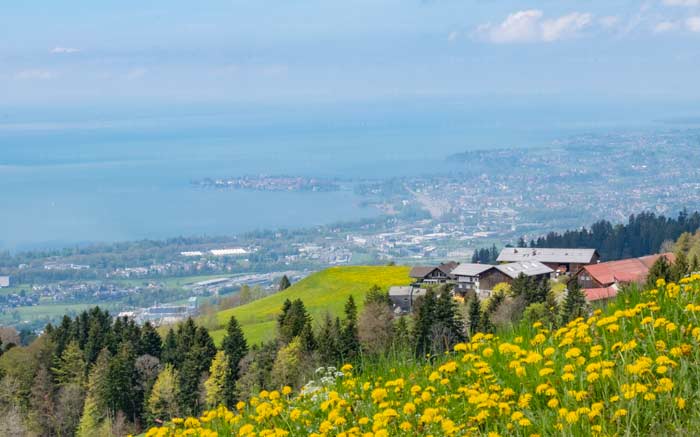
[0,97,678,250]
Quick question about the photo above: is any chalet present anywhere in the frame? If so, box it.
[479,261,554,292]
[452,261,554,299]
[573,253,676,302]
[451,263,496,298]
[497,248,599,274]
[408,261,459,287]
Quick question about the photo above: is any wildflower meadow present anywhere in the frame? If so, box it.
[145,276,700,436]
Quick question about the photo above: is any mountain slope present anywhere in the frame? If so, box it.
[210,266,412,345]
[151,276,700,436]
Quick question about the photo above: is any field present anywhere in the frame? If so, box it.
[0,303,112,326]
[149,276,700,436]
[209,266,412,345]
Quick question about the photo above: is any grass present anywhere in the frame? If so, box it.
[209,266,411,345]
[0,303,110,325]
[148,276,700,436]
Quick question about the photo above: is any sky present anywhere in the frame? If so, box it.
[1,0,700,107]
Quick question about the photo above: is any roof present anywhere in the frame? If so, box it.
[584,286,618,302]
[497,248,598,264]
[495,261,554,279]
[388,286,413,296]
[438,261,459,275]
[578,253,675,286]
[409,261,459,279]
[409,266,437,279]
[451,263,495,277]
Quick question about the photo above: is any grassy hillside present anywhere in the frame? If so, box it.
[210,266,412,345]
[149,276,700,436]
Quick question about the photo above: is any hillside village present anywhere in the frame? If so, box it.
[389,247,675,313]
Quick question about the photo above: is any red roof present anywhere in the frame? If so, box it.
[585,287,618,302]
[580,253,675,287]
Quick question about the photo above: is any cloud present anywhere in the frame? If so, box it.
[475,10,593,43]
[599,16,619,28]
[663,0,700,6]
[51,47,80,54]
[447,31,459,42]
[687,16,700,31]
[14,69,56,80]
[541,12,593,42]
[654,20,680,33]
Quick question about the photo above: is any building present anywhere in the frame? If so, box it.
[0,276,9,288]
[497,248,599,274]
[478,261,554,295]
[452,261,553,299]
[408,261,459,286]
[388,286,426,313]
[451,264,495,298]
[573,253,676,302]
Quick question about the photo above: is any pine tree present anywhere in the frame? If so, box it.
[647,255,672,287]
[467,297,482,337]
[393,316,411,353]
[204,351,228,407]
[139,322,162,358]
[522,277,550,306]
[317,313,340,365]
[485,290,505,314]
[52,340,86,387]
[544,290,560,328]
[412,289,437,358]
[278,275,292,291]
[562,278,587,323]
[77,349,112,437]
[279,299,310,344]
[434,289,465,348]
[277,299,292,330]
[340,296,360,362]
[299,319,316,352]
[691,254,700,274]
[194,327,217,362]
[178,348,207,416]
[480,310,494,333]
[510,273,530,298]
[221,316,248,408]
[364,285,391,306]
[672,251,689,282]
[161,329,178,366]
[106,342,140,423]
[147,364,179,423]
[84,320,106,366]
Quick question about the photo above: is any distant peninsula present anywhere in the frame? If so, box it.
[192,175,342,192]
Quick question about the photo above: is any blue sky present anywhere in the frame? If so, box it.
[2,0,700,106]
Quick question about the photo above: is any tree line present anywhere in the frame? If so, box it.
[529,210,700,261]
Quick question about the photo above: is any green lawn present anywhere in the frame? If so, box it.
[209,266,412,345]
